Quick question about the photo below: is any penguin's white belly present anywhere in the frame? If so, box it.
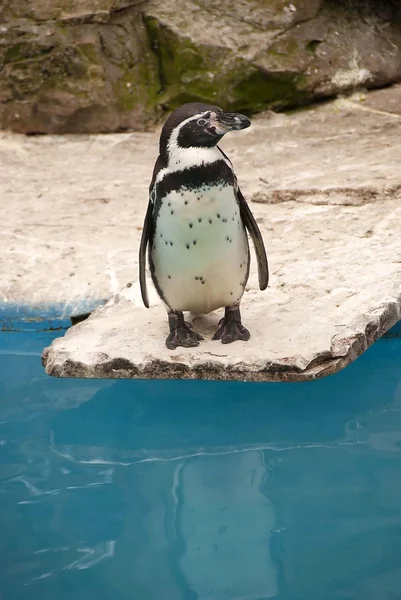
[151,185,249,313]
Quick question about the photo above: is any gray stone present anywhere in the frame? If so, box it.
[143,0,401,112]
[40,187,401,381]
[1,0,401,133]
[0,1,160,133]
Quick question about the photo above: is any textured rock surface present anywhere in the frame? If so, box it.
[1,91,397,381]
[144,0,401,112]
[0,0,161,133]
[42,265,401,381]
[1,0,401,132]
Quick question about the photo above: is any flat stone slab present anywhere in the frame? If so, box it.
[2,88,401,380]
[41,194,401,381]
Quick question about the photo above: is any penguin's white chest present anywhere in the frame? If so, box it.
[151,184,249,313]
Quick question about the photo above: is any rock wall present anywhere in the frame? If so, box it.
[1,0,401,133]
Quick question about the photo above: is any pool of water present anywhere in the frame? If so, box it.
[1,328,401,600]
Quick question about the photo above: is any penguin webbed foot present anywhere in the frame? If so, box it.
[166,311,204,350]
[212,306,250,344]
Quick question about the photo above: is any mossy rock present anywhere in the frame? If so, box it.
[143,13,309,113]
[0,0,146,23]
[1,0,401,132]
[143,0,401,115]
[0,5,160,132]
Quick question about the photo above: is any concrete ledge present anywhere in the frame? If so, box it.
[2,89,401,380]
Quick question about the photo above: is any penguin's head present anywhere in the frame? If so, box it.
[160,102,251,156]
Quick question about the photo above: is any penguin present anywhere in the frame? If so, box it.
[139,102,269,350]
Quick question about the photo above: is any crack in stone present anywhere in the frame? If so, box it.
[252,184,401,206]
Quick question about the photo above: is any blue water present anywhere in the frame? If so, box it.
[1,330,401,600]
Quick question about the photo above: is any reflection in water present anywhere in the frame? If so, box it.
[0,331,401,599]
[176,452,277,599]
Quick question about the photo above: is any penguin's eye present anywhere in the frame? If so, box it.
[197,118,207,126]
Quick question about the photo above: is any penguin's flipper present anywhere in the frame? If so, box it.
[139,200,153,308]
[236,187,269,290]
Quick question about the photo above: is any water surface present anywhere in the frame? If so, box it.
[1,330,401,600]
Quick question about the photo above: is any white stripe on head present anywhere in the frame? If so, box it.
[167,112,205,153]
[153,112,233,191]
[166,112,221,171]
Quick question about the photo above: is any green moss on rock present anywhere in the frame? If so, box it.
[113,68,151,111]
[144,15,310,114]
[2,0,401,133]
[3,40,55,65]
[232,71,310,112]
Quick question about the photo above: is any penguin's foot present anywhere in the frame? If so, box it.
[166,311,204,350]
[212,306,250,344]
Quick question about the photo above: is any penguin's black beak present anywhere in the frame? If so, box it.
[213,111,251,133]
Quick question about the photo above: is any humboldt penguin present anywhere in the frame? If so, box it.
[139,102,268,349]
